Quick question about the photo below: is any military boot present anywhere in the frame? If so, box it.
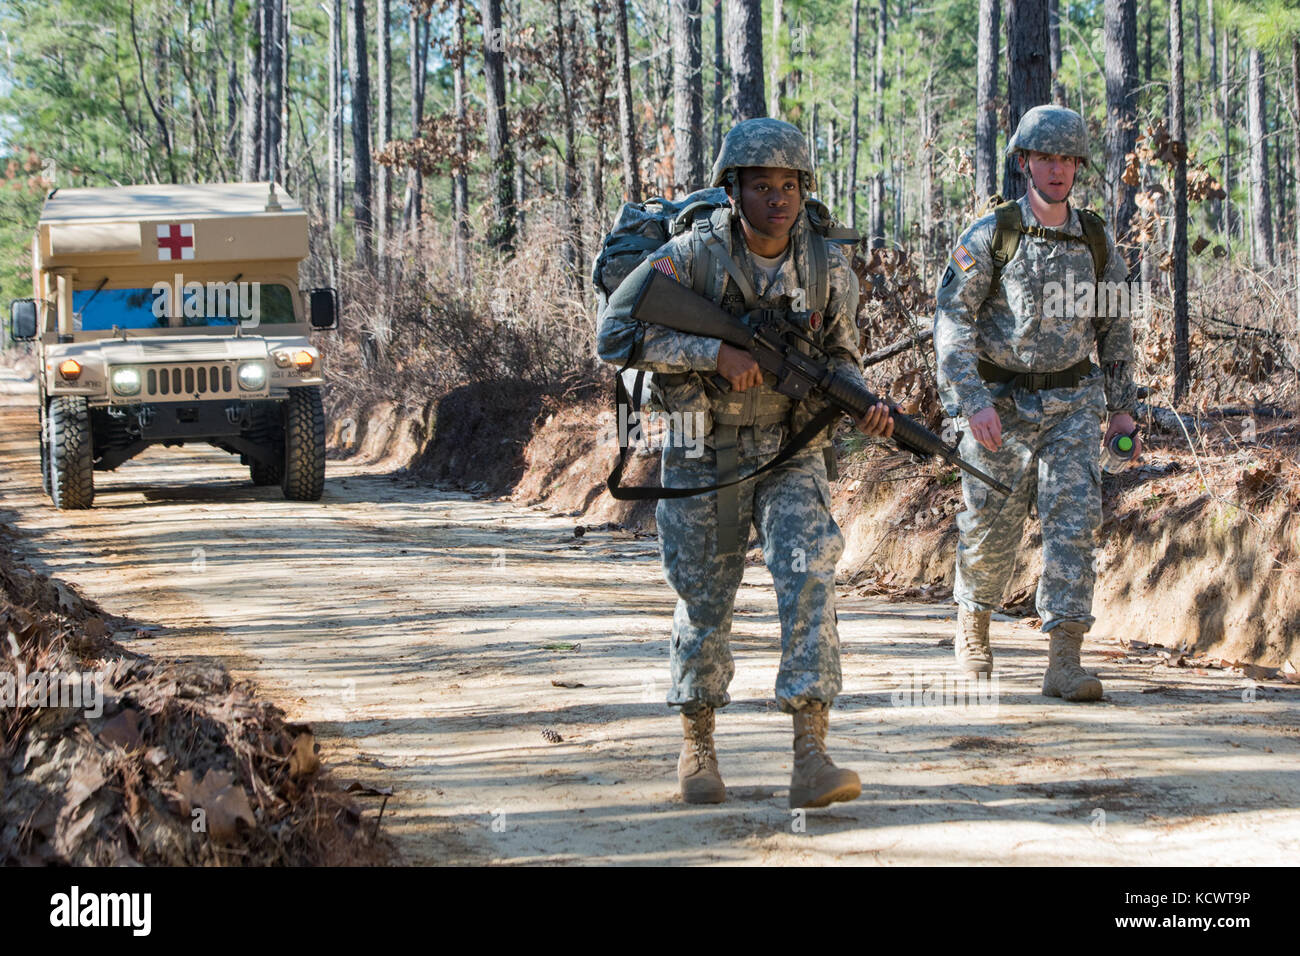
[789,701,861,809]
[1042,622,1104,701]
[954,607,993,675]
[678,707,725,804]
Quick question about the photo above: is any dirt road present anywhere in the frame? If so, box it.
[2,366,1298,865]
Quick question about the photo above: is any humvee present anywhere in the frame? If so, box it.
[8,182,338,509]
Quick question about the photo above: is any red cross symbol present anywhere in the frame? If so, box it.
[156,223,195,260]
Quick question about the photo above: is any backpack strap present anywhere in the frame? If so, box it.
[698,221,759,310]
[1077,208,1109,281]
[988,200,1022,298]
[807,228,830,316]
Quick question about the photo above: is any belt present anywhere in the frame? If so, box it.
[977,357,1092,392]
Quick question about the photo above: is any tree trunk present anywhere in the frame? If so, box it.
[452,0,469,283]
[725,0,765,122]
[769,0,784,117]
[712,0,724,157]
[226,0,240,162]
[332,0,343,227]
[1206,0,1220,229]
[848,0,860,227]
[1143,0,1152,84]
[672,0,705,194]
[1105,0,1138,251]
[1049,0,1065,105]
[1292,38,1300,324]
[509,0,527,232]
[261,0,282,184]
[614,0,641,201]
[921,56,934,267]
[280,3,290,183]
[975,0,1000,202]
[376,0,391,269]
[827,115,838,211]
[348,0,373,269]
[1222,25,1233,242]
[590,0,609,232]
[402,8,427,244]
[240,0,262,181]
[1247,47,1273,268]
[483,0,513,251]
[1191,0,1202,123]
[1003,0,1051,199]
[1170,0,1189,402]
[324,1,339,231]
[870,0,886,248]
[554,0,582,283]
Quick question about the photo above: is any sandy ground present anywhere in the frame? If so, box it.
[2,365,1299,865]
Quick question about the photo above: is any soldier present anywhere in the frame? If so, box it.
[596,118,894,807]
[933,105,1142,700]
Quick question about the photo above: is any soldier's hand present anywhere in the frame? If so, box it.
[855,402,895,439]
[969,406,1003,452]
[1105,413,1142,464]
[717,343,763,391]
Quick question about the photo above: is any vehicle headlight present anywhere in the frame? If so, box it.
[237,362,267,390]
[111,367,141,396]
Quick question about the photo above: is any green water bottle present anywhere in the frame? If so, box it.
[1100,429,1138,474]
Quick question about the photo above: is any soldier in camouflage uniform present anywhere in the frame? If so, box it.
[597,118,893,808]
[933,105,1142,701]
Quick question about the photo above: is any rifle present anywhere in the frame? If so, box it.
[627,269,1012,497]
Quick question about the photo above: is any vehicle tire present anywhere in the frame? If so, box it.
[47,396,95,509]
[281,386,325,501]
[245,402,283,485]
[250,459,283,485]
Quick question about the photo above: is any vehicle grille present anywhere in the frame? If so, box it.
[143,363,238,398]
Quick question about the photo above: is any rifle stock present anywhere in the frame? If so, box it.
[630,269,1012,497]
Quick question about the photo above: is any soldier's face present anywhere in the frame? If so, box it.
[734,167,801,238]
[1020,151,1079,203]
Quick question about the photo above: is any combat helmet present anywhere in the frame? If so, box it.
[1005,105,1090,166]
[710,118,815,192]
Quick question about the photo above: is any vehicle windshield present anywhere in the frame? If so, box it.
[73,283,297,330]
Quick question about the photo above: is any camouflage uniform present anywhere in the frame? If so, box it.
[933,193,1137,631]
[596,197,864,715]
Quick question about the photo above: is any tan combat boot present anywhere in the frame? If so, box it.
[955,607,993,674]
[678,707,726,804]
[789,701,861,809]
[1042,622,1104,701]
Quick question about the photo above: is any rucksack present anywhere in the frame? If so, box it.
[985,196,1109,297]
[592,187,858,317]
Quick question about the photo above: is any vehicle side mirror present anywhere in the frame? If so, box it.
[10,299,38,341]
[309,288,338,330]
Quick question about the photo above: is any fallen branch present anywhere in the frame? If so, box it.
[1136,402,1207,433]
[862,328,934,368]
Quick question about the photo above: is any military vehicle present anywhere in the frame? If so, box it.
[8,182,337,508]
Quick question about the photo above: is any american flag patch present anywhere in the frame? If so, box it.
[953,244,976,271]
[650,256,680,283]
